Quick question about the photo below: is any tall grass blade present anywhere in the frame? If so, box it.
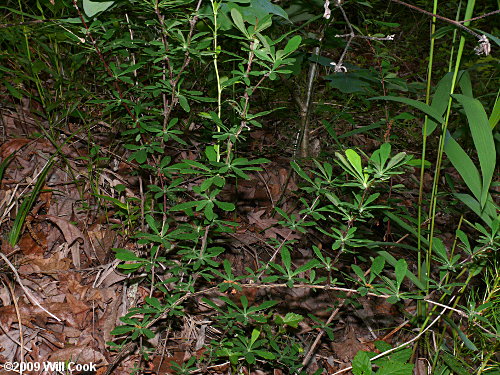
[452,94,496,208]
[8,159,55,246]
[444,132,482,201]
[489,93,499,129]
[370,96,444,124]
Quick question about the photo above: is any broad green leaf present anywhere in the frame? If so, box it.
[281,247,291,270]
[215,200,235,211]
[452,94,496,208]
[457,70,473,98]
[251,0,289,20]
[352,264,366,283]
[230,8,249,38]
[283,35,302,55]
[111,325,135,335]
[278,312,304,328]
[178,95,190,112]
[370,96,444,124]
[345,149,363,176]
[114,249,142,261]
[145,297,162,309]
[82,0,114,18]
[170,201,200,211]
[205,145,217,162]
[253,14,273,33]
[352,351,372,375]
[395,259,407,288]
[245,352,256,364]
[426,72,453,135]
[250,328,260,346]
[370,256,385,277]
[254,350,276,359]
[145,215,158,234]
[444,132,482,201]
[454,193,496,228]
[240,295,249,309]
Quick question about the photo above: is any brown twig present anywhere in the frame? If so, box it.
[460,9,500,23]
[389,0,482,39]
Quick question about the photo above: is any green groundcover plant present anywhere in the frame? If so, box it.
[0,0,498,374]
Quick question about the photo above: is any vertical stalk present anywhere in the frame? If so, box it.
[417,0,438,318]
[427,0,475,293]
[211,0,222,162]
[414,0,476,366]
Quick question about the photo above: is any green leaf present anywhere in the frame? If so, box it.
[376,361,413,374]
[251,0,289,20]
[457,70,473,98]
[441,352,473,375]
[454,193,496,227]
[254,350,276,359]
[82,0,114,18]
[444,317,478,351]
[352,351,373,375]
[178,95,190,112]
[215,200,235,211]
[283,35,302,55]
[352,264,366,283]
[345,149,363,176]
[230,8,249,38]
[250,329,260,346]
[426,72,453,135]
[488,95,499,129]
[452,94,496,208]
[370,256,385,278]
[114,249,142,261]
[171,201,200,211]
[444,132,482,201]
[277,312,304,328]
[394,259,407,288]
[378,251,425,290]
[281,247,291,270]
[145,297,162,310]
[205,146,217,162]
[370,96,444,124]
[9,159,54,245]
[110,325,135,335]
[291,161,314,184]
[142,328,155,339]
[145,215,158,234]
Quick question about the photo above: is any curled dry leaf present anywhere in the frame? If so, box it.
[0,138,31,158]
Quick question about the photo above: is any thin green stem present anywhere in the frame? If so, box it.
[427,0,475,294]
[210,0,222,162]
[417,0,438,319]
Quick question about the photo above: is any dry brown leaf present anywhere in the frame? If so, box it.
[18,254,71,274]
[0,138,31,158]
[42,214,84,248]
[151,350,186,374]
[330,326,373,362]
[18,230,45,256]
